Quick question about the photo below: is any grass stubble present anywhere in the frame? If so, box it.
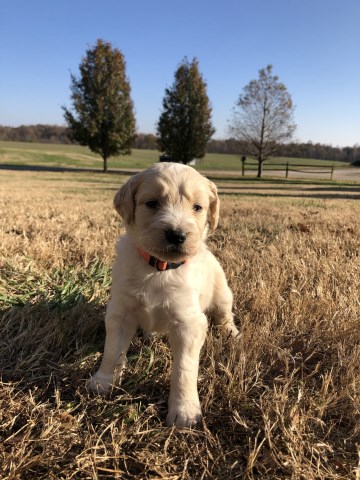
[0,171,359,479]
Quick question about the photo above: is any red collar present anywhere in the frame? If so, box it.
[137,248,188,271]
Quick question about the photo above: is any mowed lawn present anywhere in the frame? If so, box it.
[1,169,359,479]
[0,140,350,172]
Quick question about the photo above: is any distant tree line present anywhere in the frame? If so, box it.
[0,124,359,165]
[0,125,158,149]
[0,124,73,144]
[207,139,360,164]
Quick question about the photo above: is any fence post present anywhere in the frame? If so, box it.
[285,162,289,179]
[330,165,334,180]
[241,156,246,177]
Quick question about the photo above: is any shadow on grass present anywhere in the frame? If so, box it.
[0,297,104,384]
[0,163,140,176]
[0,305,175,461]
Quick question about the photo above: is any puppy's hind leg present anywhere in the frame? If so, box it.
[86,309,136,395]
[212,272,239,337]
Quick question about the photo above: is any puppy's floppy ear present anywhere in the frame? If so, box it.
[114,173,142,224]
[207,179,220,231]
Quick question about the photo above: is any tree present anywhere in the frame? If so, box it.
[157,58,215,165]
[229,65,296,177]
[63,39,136,172]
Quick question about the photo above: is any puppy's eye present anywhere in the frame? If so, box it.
[193,204,203,212]
[145,200,159,209]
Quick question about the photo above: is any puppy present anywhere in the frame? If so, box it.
[87,162,238,427]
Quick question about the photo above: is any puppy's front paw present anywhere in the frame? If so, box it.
[166,402,202,428]
[86,372,113,395]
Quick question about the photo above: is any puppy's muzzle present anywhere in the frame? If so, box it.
[165,229,187,246]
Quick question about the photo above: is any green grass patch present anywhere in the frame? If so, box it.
[0,259,111,310]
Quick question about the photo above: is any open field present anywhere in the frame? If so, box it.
[0,140,351,173]
[1,170,360,479]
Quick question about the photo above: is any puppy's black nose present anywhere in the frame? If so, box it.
[165,229,187,245]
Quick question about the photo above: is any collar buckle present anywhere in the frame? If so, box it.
[137,248,187,271]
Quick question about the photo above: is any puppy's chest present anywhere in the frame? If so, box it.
[131,272,181,310]
[127,273,184,332]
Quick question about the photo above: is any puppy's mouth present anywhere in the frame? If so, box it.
[136,227,199,262]
[151,244,190,262]
[148,233,193,262]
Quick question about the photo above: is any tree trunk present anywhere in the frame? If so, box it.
[257,159,263,178]
[103,155,108,173]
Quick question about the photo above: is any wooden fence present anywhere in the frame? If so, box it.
[241,160,335,180]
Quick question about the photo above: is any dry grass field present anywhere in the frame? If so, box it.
[1,169,359,479]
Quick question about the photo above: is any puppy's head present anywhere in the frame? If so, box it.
[114,163,219,261]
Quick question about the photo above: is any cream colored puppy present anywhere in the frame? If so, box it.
[87,162,238,428]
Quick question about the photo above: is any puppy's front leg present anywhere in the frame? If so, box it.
[167,313,207,428]
[87,310,136,395]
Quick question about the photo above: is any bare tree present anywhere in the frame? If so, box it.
[229,65,296,177]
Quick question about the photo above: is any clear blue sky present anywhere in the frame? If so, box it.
[1,0,359,147]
